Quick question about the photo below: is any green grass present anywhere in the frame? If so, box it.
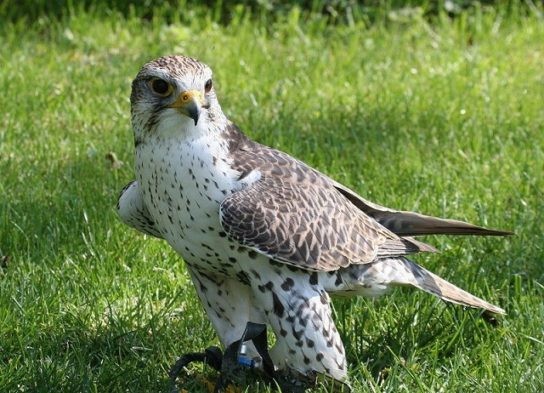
[1,4,543,393]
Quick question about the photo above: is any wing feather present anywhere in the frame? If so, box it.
[219,141,426,271]
[333,183,512,236]
[117,181,163,238]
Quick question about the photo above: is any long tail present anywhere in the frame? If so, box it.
[386,258,505,314]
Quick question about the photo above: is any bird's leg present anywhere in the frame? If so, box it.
[214,322,275,391]
[238,322,275,377]
[169,323,275,391]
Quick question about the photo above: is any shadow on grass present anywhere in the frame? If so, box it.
[0,281,216,392]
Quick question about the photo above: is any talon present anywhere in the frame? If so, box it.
[203,346,223,371]
[274,368,352,393]
[169,346,224,381]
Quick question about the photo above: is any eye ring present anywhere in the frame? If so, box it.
[204,79,213,93]
[149,78,172,97]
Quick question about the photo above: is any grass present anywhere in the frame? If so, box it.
[1,4,543,392]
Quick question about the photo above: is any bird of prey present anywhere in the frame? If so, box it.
[118,55,509,391]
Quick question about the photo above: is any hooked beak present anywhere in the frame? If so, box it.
[168,90,205,125]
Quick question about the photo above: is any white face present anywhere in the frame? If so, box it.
[130,56,226,144]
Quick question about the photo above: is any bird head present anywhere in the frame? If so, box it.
[130,55,226,145]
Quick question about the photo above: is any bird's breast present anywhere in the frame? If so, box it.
[134,137,242,262]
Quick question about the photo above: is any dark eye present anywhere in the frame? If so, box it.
[149,78,171,96]
[204,79,213,93]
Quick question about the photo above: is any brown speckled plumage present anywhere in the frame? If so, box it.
[220,134,427,271]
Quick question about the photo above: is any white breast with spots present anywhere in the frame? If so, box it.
[135,135,248,273]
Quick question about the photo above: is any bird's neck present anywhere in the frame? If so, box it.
[135,119,240,169]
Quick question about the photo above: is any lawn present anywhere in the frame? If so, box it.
[0,3,543,392]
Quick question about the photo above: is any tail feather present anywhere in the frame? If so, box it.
[393,258,505,314]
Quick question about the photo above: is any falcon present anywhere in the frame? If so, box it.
[118,55,509,391]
